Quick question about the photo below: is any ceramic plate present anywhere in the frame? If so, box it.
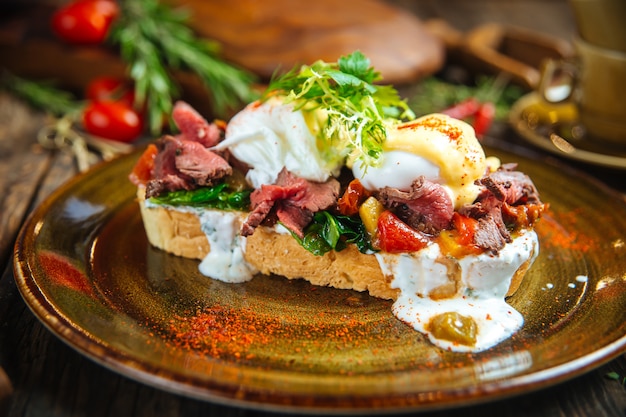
[509,92,626,170]
[13,148,626,413]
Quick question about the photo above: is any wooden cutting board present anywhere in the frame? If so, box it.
[175,0,444,84]
[0,0,444,116]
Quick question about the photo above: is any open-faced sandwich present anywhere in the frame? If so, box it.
[129,52,546,352]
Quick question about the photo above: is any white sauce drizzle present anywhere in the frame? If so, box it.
[377,231,538,352]
[197,210,258,283]
[145,199,259,283]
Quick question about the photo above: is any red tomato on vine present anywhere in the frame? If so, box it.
[83,101,143,143]
[51,0,119,45]
[85,76,135,105]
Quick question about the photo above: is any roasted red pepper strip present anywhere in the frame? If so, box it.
[129,143,158,185]
[377,210,429,253]
[451,212,479,246]
[337,178,369,216]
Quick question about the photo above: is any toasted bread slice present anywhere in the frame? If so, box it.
[137,188,530,299]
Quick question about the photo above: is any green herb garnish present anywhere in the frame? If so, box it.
[606,371,626,386]
[109,0,258,134]
[150,183,251,210]
[288,210,374,256]
[265,51,414,169]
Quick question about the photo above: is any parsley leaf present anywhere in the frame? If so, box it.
[338,52,376,82]
[265,51,414,169]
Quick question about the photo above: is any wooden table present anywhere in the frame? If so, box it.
[1,1,625,416]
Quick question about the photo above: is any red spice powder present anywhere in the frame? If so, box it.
[398,116,462,141]
[165,305,283,359]
[38,250,96,298]
[535,208,596,252]
[159,300,404,368]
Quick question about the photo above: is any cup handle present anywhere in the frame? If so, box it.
[537,58,577,104]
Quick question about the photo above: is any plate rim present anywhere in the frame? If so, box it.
[509,92,626,170]
[12,149,626,413]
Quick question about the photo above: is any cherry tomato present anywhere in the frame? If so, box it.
[377,210,429,253]
[83,100,143,143]
[85,76,134,105]
[51,0,119,45]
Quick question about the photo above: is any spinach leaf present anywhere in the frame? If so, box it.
[150,183,251,210]
[289,210,374,256]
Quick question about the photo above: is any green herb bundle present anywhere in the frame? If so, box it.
[109,0,258,134]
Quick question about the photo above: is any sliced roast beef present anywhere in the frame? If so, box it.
[378,177,454,234]
[145,135,231,198]
[146,174,193,198]
[479,163,541,205]
[240,200,273,236]
[460,193,511,252]
[146,136,191,198]
[275,201,314,237]
[175,140,232,186]
[474,214,509,251]
[289,175,341,212]
[242,168,340,237]
[172,101,223,147]
[459,163,544,253]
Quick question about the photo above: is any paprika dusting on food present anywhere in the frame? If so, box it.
[398,115,463,141]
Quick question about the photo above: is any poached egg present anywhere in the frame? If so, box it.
[352,114,494,208]
[214,97,342,189]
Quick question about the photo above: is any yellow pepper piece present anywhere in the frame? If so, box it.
[359,196,384,239]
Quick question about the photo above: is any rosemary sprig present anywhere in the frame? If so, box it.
[109,0,258,134]
[1,71,82,117]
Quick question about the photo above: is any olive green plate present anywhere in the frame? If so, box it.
[13,148,626,413]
